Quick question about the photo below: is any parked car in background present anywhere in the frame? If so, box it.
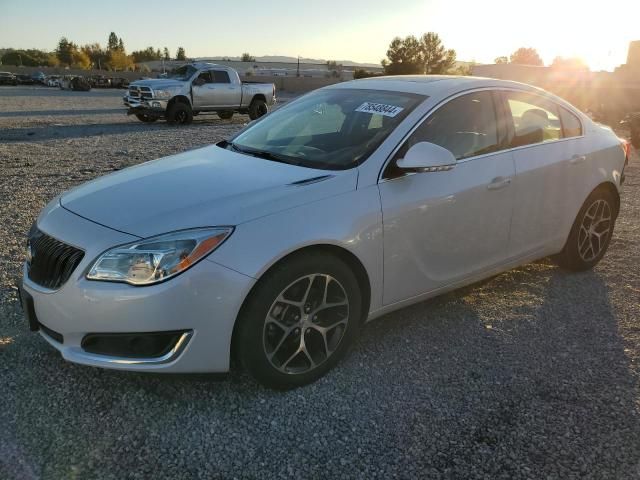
[59,75,91,91]
[16,74,35,85]
[88,75,111,88]
[124,62,276,124]
[20,76,629,389]
[621,112,640,148]
[0,71,17,85]
[46,75,61,87]
[31,71,47,85]
[110,77,129,89]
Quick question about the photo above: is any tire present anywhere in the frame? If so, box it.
[554,188,617,271]
[248,98,268,120]
[236,252,362,389]
[135,114,158,123]
[166,102,193,125]
[218,111,234,120]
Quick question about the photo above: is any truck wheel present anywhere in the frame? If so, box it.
[135,114,157,123]
[167,102,193,125]
[218,111,234,120]
[248,99,268,120]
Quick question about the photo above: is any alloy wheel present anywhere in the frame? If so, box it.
[263,274,350,374]
[578,199,612,262]
[176,111,187,123]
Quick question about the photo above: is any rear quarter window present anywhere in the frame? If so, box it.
[559,107,583,137]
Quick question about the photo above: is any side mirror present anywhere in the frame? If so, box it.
[396,142,456,172]
[193,78,205,87]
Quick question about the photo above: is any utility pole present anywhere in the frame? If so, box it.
[297,56,300,77]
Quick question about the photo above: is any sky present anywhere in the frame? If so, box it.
[0,0,638,71]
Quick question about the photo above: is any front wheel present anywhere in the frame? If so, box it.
[248,98,268,120]
[554,188,617,271]
[166,102,193,125]
[236,253,362,389]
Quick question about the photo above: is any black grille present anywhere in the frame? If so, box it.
[40,322,64,343]
[27,228,84,289]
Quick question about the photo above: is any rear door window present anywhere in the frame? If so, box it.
[212,70,231,84]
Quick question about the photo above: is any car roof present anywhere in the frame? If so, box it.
[327,75,541,96]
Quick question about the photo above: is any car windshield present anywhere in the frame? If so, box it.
[228,89,425,170]
[167,65,197,81]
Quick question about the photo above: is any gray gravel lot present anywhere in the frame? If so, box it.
[1,85,639,479]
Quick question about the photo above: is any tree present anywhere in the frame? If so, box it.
[118,38,125,52]
[163,47,170,60]
[81,43,107,69]
[381,35,423,75]
[176,47,186,61]
[46,52,60,67]
[420,32,456,74]
[241,52,255,62]
[354,69,383,79]
[494,56,509,64]
[381,32,456,75]
[56,37,75,66]
[1,49,58,67]
[106,49,133,71]
[71,49,91,69]
[451,62,474,76]
[131,46,162,63]
[107,32,119,51]
[551,56,588,70]
[510,47,543,66]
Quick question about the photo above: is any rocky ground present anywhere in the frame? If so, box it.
[0,85,639,479]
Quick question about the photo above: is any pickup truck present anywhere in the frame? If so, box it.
[124,62,276,124]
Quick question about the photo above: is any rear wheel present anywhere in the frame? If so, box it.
[135,114,157,123]
[166,102,193,125]
[248,98,268,120]
[236,252,361,389]
[218,111,234,120]
[554,188,617,271]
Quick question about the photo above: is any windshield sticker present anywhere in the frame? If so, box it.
[355,102,404,117]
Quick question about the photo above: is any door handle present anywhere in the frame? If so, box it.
[487,177,511,190]
[570,154,586,164]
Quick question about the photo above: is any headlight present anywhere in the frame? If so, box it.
[153,89,172,99]
[86,227,232,286]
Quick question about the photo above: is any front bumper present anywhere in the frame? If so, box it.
[21,202,255,373]
[123,96,168,115]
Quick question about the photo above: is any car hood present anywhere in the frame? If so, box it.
[129,79,184,89]
[60,145,358,238]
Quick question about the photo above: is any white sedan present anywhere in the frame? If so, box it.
[20,76,629,389]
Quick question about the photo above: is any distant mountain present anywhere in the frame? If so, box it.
[203,55,381,68]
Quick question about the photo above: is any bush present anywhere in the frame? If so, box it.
[354,69,384,79]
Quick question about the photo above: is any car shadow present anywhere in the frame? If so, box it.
[0,118,248,142]
[0,109,124,117]
[4,260,639,477]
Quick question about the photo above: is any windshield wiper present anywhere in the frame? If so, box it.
[226,142,304,167]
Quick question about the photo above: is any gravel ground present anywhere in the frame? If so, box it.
[1,85,639,479]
